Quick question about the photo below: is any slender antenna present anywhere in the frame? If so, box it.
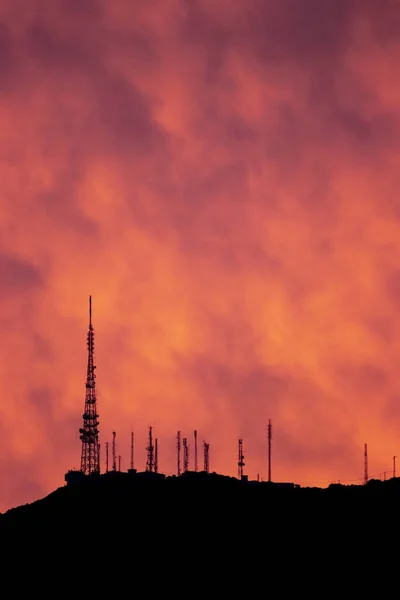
[105,441,109,472]
[146,426,154,472]
[203,441,209,473]
[238,438,245,479]
[130,431,134,470]
[364,443,368,485]
[118,455,121,472]
[79,295,100,475]
[267,419,272,482]
[112,431,116,472]
[155,438,158,473]
[183,437,189,472]
[194,430,198,472]
[177,431,181,476]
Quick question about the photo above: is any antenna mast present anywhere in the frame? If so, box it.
[364,443,368,485]
[130,431,134,470]
[203,441,209,473]
[177,431,181,476]
[112,431,116,472]
[146,426,154,472]
[267,419,272,482]
[183,437,189,472]
[105,441,109,472]
[238,438,245,480]
[194,430,198,472]
[155,438,158,473]
[79,295,100,475]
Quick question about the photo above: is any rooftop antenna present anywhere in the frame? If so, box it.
[238,438,245,480]
[183,437,189,472]
[267,419,272,482]
[194,430,198,472]
[130,431,134,470]
[112,431,117,472]
[203,441,209,473]
[155,438,158,473]
[177,431,181,476]
[146,426,155,472]
[79,295,100,475]
[118,455,121,472]
[364,443,368,485]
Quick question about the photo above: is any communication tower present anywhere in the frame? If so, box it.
[130,431,134,470]
[203,441,209,473]
[194,430,198,472]
[267,419,272,482]
[79,296,100,475]
[238,438,245,479]
[146,426,155,472]
[112,431,117,472]
[183,437,189,472]
[177,431,181,476]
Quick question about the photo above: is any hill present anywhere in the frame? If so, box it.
[2,469,398,590]
[2,470,400,536]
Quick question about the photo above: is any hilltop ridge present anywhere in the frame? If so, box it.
[1,470,400,534]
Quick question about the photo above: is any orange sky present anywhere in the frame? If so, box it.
[1,0,400,511]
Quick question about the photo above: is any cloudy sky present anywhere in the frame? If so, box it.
[1,0,400,511]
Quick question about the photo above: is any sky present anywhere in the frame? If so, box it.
[1,0,400,511]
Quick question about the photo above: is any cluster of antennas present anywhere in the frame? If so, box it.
[78,296,273,482]
[98,426,276,483]
[237,421,273,482]
[79,297,213,478]
[102,427,211,476]
[78,298,396,487]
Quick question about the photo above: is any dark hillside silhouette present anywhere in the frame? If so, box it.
[2,471,400,537]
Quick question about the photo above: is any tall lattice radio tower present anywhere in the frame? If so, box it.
[79,296,100,475]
